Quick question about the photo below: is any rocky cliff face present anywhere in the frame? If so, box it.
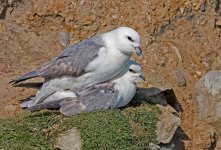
[1,0,221,149]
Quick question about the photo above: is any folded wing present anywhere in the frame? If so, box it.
[26,83,119,116]
[10,37,104,84]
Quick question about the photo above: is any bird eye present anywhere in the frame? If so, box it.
[129,69,136,73]
[127,36,134,42]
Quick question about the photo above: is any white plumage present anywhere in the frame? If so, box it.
[18,27,142,107]
[26,61,145,116]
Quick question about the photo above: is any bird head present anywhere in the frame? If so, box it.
[111,27,143,57]
[125,62,145,84]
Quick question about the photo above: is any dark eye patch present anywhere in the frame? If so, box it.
[127,36,134,42]
[129,68,136,73]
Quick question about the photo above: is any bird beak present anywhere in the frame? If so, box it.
[139,75,146,82]
[135,47,143,58]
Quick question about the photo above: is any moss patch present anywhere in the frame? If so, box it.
[62,110,135,149]
[0,104,159,150]
[0,112,63,149]
[123,104,161,148]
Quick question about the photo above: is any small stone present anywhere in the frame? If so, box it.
[200,1,206,12]
[196,71,202,77]
[194,3,201,11]
[59,31,70,47]
[200,20,206,25]
[142,59,147,64]
[26,14,34,21]
[80,15,96,26]
[155,60,165,66]
[65,11,75,22]
[215,17,221,27]
[172,70,186,87]
[0,23,5,34]
[80,0,85,6]
[5,105,16,111]
[54,128,82,150]
[180,7,184,14]
[148,143,160,150]
[112,14,118,19]
[86,24,99,31]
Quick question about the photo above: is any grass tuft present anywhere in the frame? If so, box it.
[0,103,160,150]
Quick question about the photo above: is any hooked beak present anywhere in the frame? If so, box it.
[135,47,143,58]
[139,75,146,82]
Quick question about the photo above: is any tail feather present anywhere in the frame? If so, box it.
[14,82,43,89]
[26,99,64,111]
[10,70,39,84]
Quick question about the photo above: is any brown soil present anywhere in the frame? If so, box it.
[1,0,221,149]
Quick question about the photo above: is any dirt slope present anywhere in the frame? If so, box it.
[1,0,221,149]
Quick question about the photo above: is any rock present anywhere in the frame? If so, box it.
[134,85,183,112]
[135,73,183,112]
[195,70,221,120]
[54,128,82,150]
[172,70,186,87]
[59,31,70,47]
[133,87,167,106]
[156,105,180,144]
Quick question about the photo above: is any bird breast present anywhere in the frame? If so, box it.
[114,79,136,108]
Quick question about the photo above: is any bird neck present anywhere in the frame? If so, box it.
[113,76,136,95]
[113,76,137,108]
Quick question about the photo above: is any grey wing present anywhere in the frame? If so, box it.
[26,98,67,111]
[26,83,119,115]
[26,88,118,114]
[37,36,104,79]
[60,85,119,116]
[10,36,104,84]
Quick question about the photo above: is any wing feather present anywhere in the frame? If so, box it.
[10,36,104,83]
[26,83,119,116]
